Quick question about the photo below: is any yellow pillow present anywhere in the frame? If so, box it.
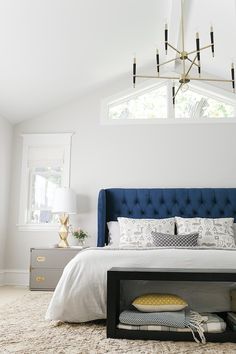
[132,293,188,312]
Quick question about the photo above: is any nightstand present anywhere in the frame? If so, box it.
[30,247,82,291]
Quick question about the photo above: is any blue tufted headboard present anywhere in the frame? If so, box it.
[97,188,236,246]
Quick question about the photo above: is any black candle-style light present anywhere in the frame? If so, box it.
[165,24,168,55]
[196,32,201,76]
[133,57,136,88]
[210,26,214,57]
[231,63,235,93]
[172,82,175,105]
[156,49,160,75]
[130,1,235,98]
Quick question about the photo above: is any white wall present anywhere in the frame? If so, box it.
[5,78,236,284]
[0,116,12,284]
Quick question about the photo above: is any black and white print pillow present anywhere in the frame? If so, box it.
[118,217,175,248]
[151,231,199,248]
[175,217,236,248]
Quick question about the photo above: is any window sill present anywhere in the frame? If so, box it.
[17,224,59,232]
[101,118,236,125]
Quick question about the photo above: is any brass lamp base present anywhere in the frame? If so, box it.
[58,214,70,248]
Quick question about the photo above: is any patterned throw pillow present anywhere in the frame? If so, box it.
[151,231,199,247]
[175,217,236,248]
[132,293,188,312]
[118,217,175,248]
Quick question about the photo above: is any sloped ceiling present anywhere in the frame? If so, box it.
[0,0,235,123]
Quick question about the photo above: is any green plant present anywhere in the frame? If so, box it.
[72,228,88,241]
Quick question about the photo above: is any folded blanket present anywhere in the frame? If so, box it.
[118,313,226,334]
[227,312,236,324]
[119,309,208,343]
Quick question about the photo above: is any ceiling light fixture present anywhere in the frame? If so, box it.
[132,0,235,104]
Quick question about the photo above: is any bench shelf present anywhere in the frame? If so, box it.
[107,267,236,342]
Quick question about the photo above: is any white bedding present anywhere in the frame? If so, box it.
[45,247,236,323]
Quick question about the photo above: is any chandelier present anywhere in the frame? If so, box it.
[132,0,235,104]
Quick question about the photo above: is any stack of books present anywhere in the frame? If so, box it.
[227,312,236,330]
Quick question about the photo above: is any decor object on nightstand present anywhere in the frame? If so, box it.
[52,187,77,248]
[71,228,89,246]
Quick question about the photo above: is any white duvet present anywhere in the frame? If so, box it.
[45,247,236,323]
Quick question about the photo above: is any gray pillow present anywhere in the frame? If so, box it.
[151,231,199,247]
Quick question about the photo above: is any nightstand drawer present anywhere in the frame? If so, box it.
[30,268,63,290]
[31,249,79,269]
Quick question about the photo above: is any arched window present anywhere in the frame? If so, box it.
[108,83,167,120]
[102,80,236,123]
[175,87,235,119]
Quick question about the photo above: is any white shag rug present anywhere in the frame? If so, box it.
[1,292,236,354]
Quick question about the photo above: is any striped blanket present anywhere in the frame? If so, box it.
[118,313,226,334]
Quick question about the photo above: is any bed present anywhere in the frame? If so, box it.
[45,188,236,323]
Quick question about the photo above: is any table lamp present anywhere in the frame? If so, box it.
[52,187,77,248]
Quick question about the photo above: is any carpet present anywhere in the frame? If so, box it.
[1,292,236,354]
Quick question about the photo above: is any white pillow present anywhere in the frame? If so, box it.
[118,217,175,248]
[175,217,235,248]
[107,221,120,247]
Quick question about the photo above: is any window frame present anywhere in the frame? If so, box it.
[18,133,73,231]
[101,76,236,124]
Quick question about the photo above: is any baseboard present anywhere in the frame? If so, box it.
[0,269,29,287]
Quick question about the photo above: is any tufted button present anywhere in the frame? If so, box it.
[128,210,132,215]
[148,199,152,205]
[220,209,224,215]
[193,210,197,216]
[141,210,145,215]
[160,198,164,205]
[206,210,211,216]
[154,209,159,216]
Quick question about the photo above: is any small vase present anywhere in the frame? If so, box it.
[77,239,85,247]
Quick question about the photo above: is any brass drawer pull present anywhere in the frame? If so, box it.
[37,256,46,262]
[36,276,45,282]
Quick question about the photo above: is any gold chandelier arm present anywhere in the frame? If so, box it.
[158,57,179,68]
[187,44,212,56]
[190,77,233,83]
[167,42,181,54]
[186,54,198,76]
[186,57,199,68]
[135,75,179,80]
[174,83,183,99]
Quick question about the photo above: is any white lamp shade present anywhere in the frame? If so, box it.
[52,187,77,214]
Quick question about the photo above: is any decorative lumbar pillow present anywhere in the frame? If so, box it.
[118,217,175,248]
[151,231,199,247]
[175,217,235,248]
[107,221,120,247]
[132,293,188,312]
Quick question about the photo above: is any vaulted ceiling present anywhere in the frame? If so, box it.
[0,0,235,123]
